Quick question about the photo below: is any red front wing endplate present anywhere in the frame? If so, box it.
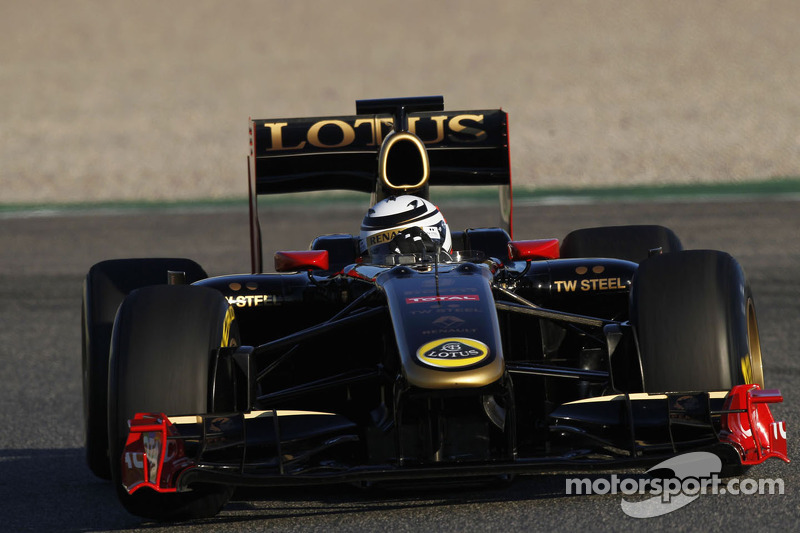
[719,384,789,465]
[121,413,193,494]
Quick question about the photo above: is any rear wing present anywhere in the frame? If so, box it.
[249,108,510,194]
[247,97,513,273]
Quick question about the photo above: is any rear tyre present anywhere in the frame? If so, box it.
[560,225,683,263]
[631,250,764,392]
[108,285,237,520]
[83,258,207,479]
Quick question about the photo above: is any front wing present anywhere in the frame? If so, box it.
[120,384,788,495]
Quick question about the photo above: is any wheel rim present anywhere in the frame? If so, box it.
[746,298,765,387]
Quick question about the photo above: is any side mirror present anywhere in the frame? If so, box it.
[507,239,560,261]
[274,250,329,272]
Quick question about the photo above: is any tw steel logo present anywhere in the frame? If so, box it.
[258,114,488,152]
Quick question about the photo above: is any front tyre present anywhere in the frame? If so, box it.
[108,285,238,520]
[631,250,764,392]
[82,258,207,479]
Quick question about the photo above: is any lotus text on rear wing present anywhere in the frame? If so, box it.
[261,114,488,152]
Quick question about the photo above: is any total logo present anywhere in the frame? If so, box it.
[416,337,489,369]
[406,294,480,304]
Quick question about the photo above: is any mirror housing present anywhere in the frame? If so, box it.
[507,239,560,261]
[274,250,329,272]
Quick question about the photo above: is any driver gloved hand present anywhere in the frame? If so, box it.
[390,227,437,254]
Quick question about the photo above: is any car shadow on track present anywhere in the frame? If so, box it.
[211,471,644,524]
[0,448,146,532]
[0,447,653,530]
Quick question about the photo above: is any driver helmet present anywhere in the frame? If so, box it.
[359,195,452,256]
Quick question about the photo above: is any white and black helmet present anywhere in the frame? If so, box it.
[359,195,452,256]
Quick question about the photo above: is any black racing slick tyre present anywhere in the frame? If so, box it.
[631,250,765,393]
[107,284,238,521]
[83,258,207,480]
[560,225,683,263]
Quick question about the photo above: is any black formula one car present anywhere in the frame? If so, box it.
[82,96,788,520]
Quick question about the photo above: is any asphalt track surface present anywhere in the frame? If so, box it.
[1,198,798,532]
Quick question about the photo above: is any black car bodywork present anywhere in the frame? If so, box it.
[82,97,788,520]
